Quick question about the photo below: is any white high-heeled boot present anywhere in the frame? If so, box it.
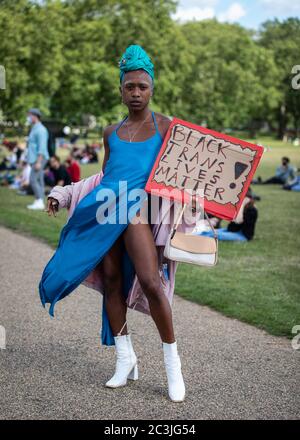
[162,341,185,402]
[126,333,137,379]
[105,334,138,388]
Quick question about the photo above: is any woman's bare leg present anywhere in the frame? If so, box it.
[123,222,175,343]
[99,234,128,336]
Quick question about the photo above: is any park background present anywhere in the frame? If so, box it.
[0,0,299,338]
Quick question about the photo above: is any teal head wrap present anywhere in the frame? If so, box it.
[119,45,154,84]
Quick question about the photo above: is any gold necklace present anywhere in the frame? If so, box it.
[125,112,151,142]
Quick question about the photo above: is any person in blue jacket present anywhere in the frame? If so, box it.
[26,108,49,210]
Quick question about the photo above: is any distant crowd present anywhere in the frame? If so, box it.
[0,108,100,211]
[0,140,83,195]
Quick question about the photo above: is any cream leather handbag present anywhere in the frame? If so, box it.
[163,203,218,267]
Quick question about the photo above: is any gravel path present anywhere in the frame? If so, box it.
[0,226,299,420]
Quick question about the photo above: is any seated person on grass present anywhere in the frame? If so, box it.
[195,188,258,242]
[48,155,72,187]
[256,157,296,185]
[65,155,81,183]
[9,156,31,193]
[283,168,300,191]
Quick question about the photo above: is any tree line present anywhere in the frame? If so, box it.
[0,0,299,138]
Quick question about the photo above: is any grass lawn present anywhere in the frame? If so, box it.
[0,136,299,337]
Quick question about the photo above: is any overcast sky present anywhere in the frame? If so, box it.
[173,0,300,28]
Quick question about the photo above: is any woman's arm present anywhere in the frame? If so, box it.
[47,182,76,214]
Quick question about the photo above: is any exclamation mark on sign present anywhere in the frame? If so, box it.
[229,162,248,189]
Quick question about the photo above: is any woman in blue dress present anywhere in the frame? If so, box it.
[42,45,185,402]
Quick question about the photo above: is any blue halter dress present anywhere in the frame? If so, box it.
[39,111,163,345]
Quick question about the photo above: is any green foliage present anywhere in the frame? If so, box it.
[259,18,300,135]
[0,1,299,133]
[0,0,66,120]
[180,20,281,130]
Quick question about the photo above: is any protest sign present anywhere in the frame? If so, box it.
[145,118,264,220]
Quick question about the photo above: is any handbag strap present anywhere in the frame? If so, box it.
[171,201,218,240]
[171,202,187,239]
[203,210,218,240]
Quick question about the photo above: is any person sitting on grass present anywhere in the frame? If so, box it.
[65,154,81,183]
[283,167,300,191]
[0,141,19,171]
[48,155,72,187]
[256,157,296,185]
[9,155,31,193]
[196,188,259,242]
[80,144,99,164]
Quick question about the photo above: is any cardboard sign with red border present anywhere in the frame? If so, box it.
[145,118,264,221]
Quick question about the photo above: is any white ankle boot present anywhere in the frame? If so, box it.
[162,341,185,402]
[105,334,138,388]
